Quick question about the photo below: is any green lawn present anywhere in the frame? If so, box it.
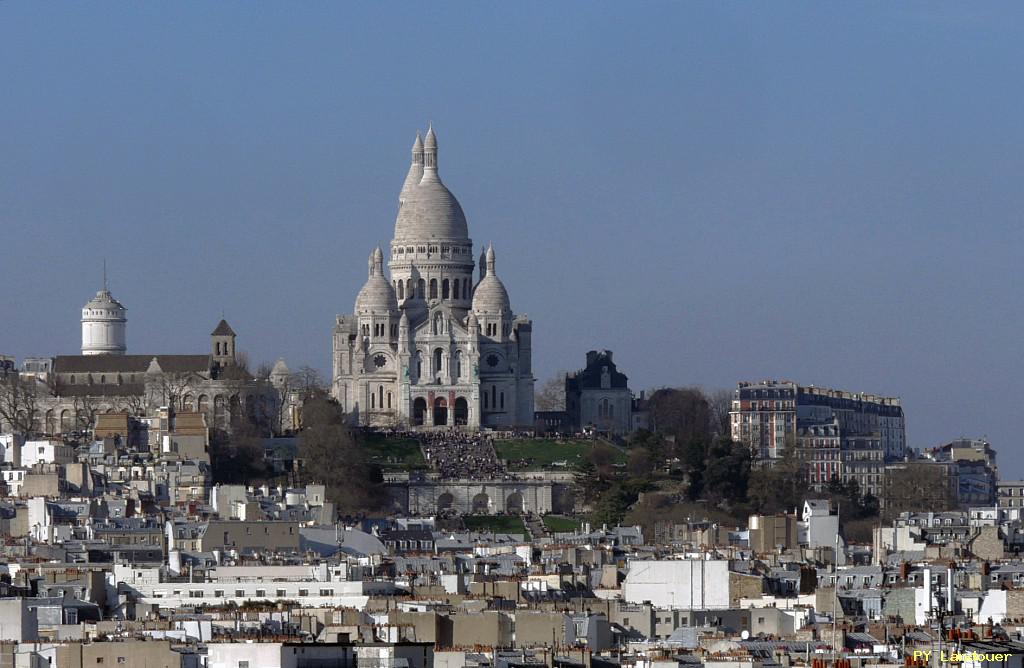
[464,515,530,537]
[361,433,426,469]
[542,515,582,532]
[494,438,627,470]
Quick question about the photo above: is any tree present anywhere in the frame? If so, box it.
[148,372,196,410]
[627,447,654,478]
[702,438,752,506]
[534,373,567,412]
[292,366,326,401]
[647,388,713,444]
[298,396,386,514]
[706,388,734,438]
[747,447,807,514]
[574,458,610,507]
[0,375,45,434]
[210,415,270,485]
[883,463,957,520]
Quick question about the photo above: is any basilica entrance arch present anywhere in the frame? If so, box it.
[412,398,427,426]
[437,493,455,513]
[471,492,490,514]
[433,397,448,426]
[505,492,524,514]
[453,397,468,425]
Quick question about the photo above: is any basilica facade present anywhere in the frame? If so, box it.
[332,127,535,429]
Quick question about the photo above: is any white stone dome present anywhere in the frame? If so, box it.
[355,248,398,314]
[472,245,510,315]
[393,126,469,242]
[472,276,510,315]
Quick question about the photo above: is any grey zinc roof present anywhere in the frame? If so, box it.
[53,354,210,374]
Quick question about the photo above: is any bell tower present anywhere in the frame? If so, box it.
[211,319,237,369]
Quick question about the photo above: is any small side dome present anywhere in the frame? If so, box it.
[355,248,398,314]
[472,244,511,315]
[472,276,510,315]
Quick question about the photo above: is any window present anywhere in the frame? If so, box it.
[277,589,287,597]
[442,279,450,299]
[235,589,245,597]
[453,279,460,299]
[320,588,333,596]
[429,279,438,299]
[215,590,224,597]
[256,589,266,597]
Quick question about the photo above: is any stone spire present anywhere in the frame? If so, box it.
[400,132,424,205]
[479,247,488,281]
[486,244,496,274]
[423,123,438,172]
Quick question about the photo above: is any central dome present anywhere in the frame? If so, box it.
[393,126,470,242]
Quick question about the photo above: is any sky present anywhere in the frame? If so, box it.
[1,4,1021,471]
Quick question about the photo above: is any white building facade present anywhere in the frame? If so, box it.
[332,128,534,429]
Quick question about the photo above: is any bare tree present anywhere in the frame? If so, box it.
[0,375,44,434]
[234,350,251,375]
[292,366,326,400]
[706,388,734,438]
[535,372,567,411]
[72,393,102,433]
[116,394,147,416]
[151,372,197,410]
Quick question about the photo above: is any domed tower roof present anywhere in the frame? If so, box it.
[83,288,126,314]
[355,247,398,314]
[393,125,469,242]
[472,244,511,315]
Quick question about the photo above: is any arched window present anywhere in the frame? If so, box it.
[463,281,470,300]
[609,403,614,418]
[216,342,221,355]
[500,392,504,410]
[69,375,75,385]
[370,392,375,409]
[453,351,462,379]
[387,392,392,409]
[453,279,460,300]
[491,385,497,408]
[442,279,450,299]
[429,279,438,300]
[433,348,443,375]
[483,392,489,409]
[397,282,404,300]
[379,385,384,408]
[100,375,106,384]
[417,279,425,299]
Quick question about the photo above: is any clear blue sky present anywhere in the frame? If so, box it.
[2,4,1021,469]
